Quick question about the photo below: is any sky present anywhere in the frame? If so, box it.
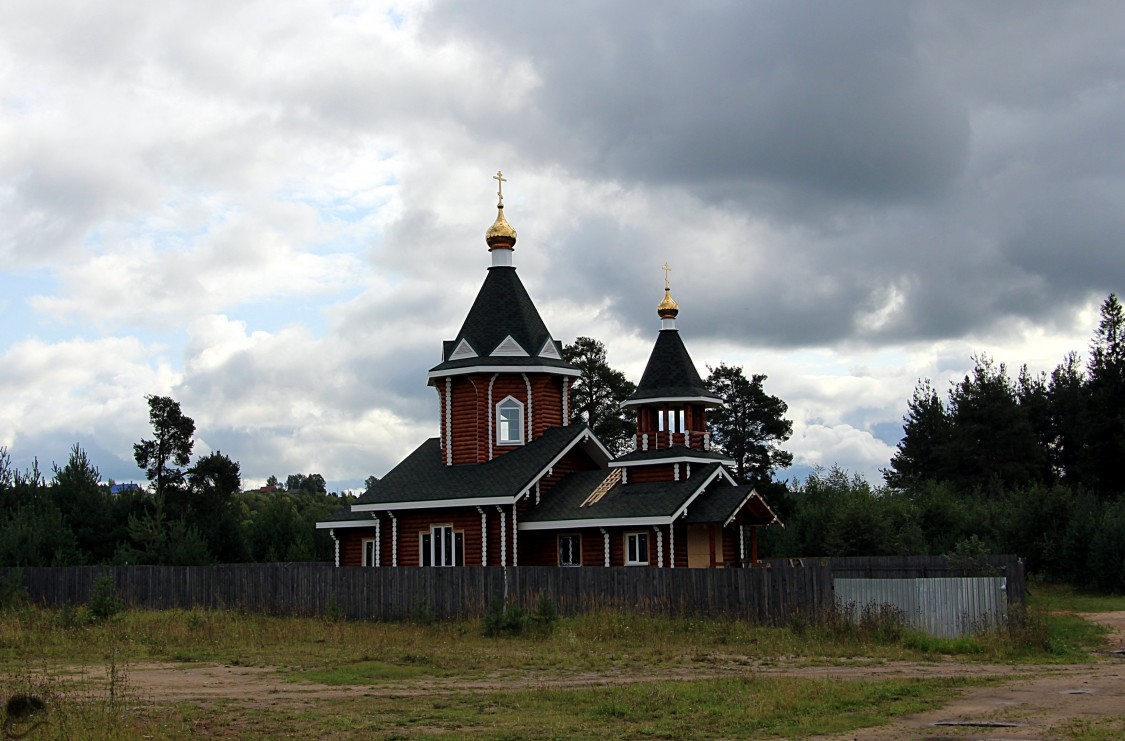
[2,0,1124,491]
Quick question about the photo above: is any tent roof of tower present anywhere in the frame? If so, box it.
[429,266,578,377]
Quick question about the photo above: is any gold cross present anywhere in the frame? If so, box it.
[493,170,507,205]
[662,262,671,290]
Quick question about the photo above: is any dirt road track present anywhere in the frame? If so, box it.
[116,611,1125,739]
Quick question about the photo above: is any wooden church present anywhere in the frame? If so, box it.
[317,174,780,568]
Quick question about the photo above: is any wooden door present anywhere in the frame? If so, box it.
[687,525,710,568]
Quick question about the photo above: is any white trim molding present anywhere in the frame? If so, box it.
[316,519,380,529]
[429,365,582,380]
[538,339,562,359]
[354,496,514,512]
[449,338,477,360]
[610,454,734,468]
[445,377,453,465]
[496,505,507,567]
[389,512,398,567]
[478,506,488,566]
[520,515,670,531]
[491,335,529,356]
[621,394,723,408]
[522,373,533,442]
[488,373,499,460]
[372,513,381,567]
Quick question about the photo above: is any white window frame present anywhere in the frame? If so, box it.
[625,531,650,566]
[420,524,463,567]
[496,395,524,446]
[558,534,581,567]
[362,538,377,567]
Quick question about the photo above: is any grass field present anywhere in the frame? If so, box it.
[0,582,1116,739]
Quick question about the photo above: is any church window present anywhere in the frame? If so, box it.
[420,525,463,567]
[496,396,524,445]
[625,532,649,566]
[559,534,581,567]
[362,538,376,567]
[658,408,684,433]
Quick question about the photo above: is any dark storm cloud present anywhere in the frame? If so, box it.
[422,0,1125,350]
[426,0,969,202]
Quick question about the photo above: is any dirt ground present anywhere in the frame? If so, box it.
[115,611,1125,739]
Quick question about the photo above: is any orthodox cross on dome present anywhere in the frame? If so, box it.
[493,170,507,206]
[657,261,679,320]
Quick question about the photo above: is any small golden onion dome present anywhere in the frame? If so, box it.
[657,288,679,319]
[485,204,517,250]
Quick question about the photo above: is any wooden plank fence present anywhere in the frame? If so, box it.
[1,563,833,623]
[769,555,1026,606]
[0,555,1023,623]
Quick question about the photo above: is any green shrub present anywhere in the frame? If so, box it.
[56,603,92,629]
[324,599,344,623]
[410,596,435,625]
[88,574,123,621]
[483,600,527,637]
[0,570,28,610]
[531,593,558,630]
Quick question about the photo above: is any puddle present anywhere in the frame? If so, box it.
[931,720,1022,728]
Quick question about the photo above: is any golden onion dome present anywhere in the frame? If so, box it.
[657,288,680,319]
[485,203,517,249]
[485,170,517,250]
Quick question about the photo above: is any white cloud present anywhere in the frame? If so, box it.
[1,0,1122,491]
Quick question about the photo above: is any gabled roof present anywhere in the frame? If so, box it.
[429,266,577,377]
[624,329,721,406]
[348,424,609,511]
[683,484,781,527]
[611,445,734,467]
[519,463,727,529]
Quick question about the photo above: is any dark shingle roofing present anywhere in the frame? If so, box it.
[612,445,733,464]
[353,424,602,506]
[429,266,576,374]
[626,329,720,404]
[684,483,781,527]
[318,505,371,524]
[522,463,723,523]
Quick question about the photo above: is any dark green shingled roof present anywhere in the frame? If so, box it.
[429,266,576,375]
[683,483,781,526]
[612,445,733,465]
[521,463,723,523]
[626,329,720,403]
[318,505,371,524]
[354,424,601,506]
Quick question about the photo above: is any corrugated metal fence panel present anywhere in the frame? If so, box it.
[834,577,1007,638]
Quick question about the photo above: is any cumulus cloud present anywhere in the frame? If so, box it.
[1,0,1123,488]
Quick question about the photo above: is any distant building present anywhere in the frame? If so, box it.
[110,483,141,494]
[317,176,780,568]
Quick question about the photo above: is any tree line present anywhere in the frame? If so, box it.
[4,297,1122,591]
[0,396,355,567]
[760,294,1125,592]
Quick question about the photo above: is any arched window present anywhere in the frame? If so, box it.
[496,396,524,445]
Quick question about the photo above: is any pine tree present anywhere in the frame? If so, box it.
[885,379,952,488]
[705,363,793,484]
